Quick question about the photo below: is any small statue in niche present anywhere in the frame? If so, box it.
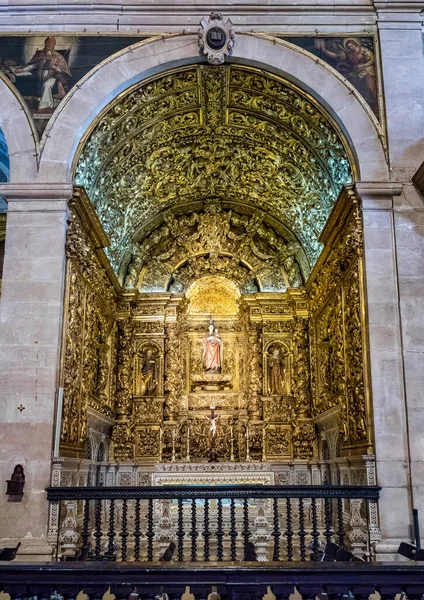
[140,347,159,396]
[268,348,286,395]
[203,319,223,373]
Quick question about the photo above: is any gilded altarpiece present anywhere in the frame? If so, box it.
[59,189,119,456]
[58,187,369,468]
[308,186,370,454]
[109,288,316,464]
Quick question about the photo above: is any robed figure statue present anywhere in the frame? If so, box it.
[203,320,222,373]
[268,348,285,395]
[140,348,158,396]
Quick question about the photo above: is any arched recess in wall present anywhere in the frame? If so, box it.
[72,62,354,292]
[57,32,378,460]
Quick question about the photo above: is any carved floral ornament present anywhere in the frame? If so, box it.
[75,65,352,286]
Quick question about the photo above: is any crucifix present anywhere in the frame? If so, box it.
[205,405,220,462]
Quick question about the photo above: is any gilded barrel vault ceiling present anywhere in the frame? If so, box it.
[75,64,353,291]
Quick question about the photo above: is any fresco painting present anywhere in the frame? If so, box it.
[280,36,379,118]
[0,35,146,135]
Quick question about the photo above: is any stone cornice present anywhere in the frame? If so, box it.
[354,181,403,196]
[0,183,74,202]
[0,1,379,32]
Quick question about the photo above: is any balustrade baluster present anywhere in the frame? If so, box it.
[230,497,237,561]
[272,498,280,561]
[134,499,141,561]
[311,498,319,561]
[216,498,224,561]
[203,498,210,561]
[324,498,333,547]
[106,499,116,559]
[242,498,250,559]
[81,498,91,559]
[286,498,293,561]
[337,498,345,547]
[190,498,198,561]
[94,499,102,560]
[177,498,184,562]
[146,498,154,561]
[299,498,306,561]
[120,499,128,561]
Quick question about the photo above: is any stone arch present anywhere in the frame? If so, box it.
[0,74,38,182]
[38,33,388,184]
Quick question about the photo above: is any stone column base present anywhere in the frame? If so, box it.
[375,538,413,562]
[0,538,54,562]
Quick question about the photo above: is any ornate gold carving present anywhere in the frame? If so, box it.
[116,318,135,418]
[266,426,292,458]
[133,398,163,425]
[344,268,367,442]
[135,427,161,458]
[60,193,118,451]
[263,321,294,334]
[262,396,290,422]
[292,420,316,459]
[164,323,183,420]
[75,65,351,277]
[246,327,263,418]
[133,321,164,335]
[187,275,240,316]
[291,317,311,418]
[111,420,134,462]
[308,187,368,449]
[125,199,304,294]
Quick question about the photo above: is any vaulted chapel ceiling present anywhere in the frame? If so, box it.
[75,64,352,292]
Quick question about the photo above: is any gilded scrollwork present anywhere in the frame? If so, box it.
[292,420,316,459]
[61,194,118,450]
[344,268,367,442]
[125,200,305,294]
[308,187,368,449]
[133,398,163,425]
[135,428,161,458]
[266,426,291,457]
[111,420,134,462]
[164,323,183,421]
[75,65,351,277]
[291,317,311,418]
[116,318,135,418]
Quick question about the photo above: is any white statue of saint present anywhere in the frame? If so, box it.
[203,319,223,373]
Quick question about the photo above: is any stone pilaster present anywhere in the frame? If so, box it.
[0,183,73,560]
[356,181,413,559]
